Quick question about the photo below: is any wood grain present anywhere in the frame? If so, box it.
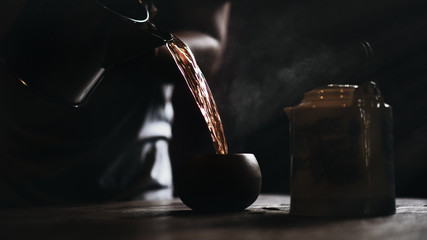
[0,195,426,240]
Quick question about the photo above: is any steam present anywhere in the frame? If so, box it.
[218,1,365,138]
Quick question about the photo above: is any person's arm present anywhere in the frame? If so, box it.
[151,1,231,79]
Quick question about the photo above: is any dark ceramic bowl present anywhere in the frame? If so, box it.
[175,153,262,212]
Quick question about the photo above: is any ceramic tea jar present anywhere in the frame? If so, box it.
[284,82,395,217]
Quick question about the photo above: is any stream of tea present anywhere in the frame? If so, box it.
[165,36,228,155]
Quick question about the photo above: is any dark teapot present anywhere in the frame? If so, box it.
[0,0,172,107]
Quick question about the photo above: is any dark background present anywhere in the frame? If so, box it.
[171,0,427,197]
[1,0,424,199]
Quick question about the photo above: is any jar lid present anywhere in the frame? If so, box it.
[300,84,358,108]
[285,82,389,114]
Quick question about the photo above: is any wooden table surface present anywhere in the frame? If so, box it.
[0,195,426,240]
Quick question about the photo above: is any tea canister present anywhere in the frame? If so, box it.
[284,81,395,217]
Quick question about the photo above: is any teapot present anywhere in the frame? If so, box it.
[0,0,172,107]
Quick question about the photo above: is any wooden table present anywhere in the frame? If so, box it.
[0,195,426,240]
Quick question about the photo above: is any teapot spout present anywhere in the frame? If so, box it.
[147,22,173,42]
[102,20,170,68]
